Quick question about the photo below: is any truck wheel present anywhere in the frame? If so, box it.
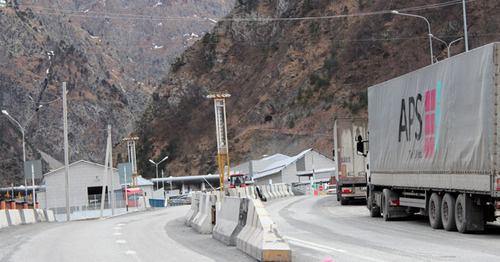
[340,198,348,205]
[382,189,391,221]
[428,193,443,229]
[455,194,467,233]
[441,193,456,231]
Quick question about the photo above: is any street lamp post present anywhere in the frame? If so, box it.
[2,107,43,201]
[391,10,434,65]
[430,35,464,59]
[448,37,464,58]
[149,156,168,191]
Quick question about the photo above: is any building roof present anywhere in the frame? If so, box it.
[122,175,153,187]
[253,148,313,179]
[43,160,118,178]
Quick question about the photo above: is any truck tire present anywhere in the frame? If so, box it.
[382,189,391,221]
[340,198,348,205]
[455,194,467,233]
[429,193,443,229]
[441,193,456,231]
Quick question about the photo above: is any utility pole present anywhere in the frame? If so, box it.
[100,125,111,218]
[63,82,70,221]
[462,0,469,51]
[109,127,115,215]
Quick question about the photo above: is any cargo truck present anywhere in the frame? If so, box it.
[358,43,500,233]
[333,118,368,205]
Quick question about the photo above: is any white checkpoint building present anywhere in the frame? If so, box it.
[232,148,335,186]
[38,160,122,214]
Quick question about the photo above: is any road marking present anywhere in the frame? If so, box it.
[285,236,384,262]
[114,227,122,230]
[285,236,347,253]
[113,232,122,236]
[116,240,127,244]
[125,250,137,255]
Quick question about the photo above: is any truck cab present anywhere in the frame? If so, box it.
[229,174,246,188]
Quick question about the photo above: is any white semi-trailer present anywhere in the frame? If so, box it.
[358,43,500,233]
[333,118,368,205]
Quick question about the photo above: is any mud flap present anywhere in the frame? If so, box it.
[465,194,484,232]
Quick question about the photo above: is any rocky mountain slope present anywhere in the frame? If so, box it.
[0,0,234,187]
[18,0,235,82]
[137,0,499,178]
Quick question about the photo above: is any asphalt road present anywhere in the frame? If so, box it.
[1,195,500,261]
[265,195,500,262]
[0,206,253,262]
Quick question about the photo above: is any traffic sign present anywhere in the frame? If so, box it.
[118,162,133,184]
[24,160,42,179]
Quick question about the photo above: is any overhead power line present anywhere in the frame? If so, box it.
[16,0,477,23]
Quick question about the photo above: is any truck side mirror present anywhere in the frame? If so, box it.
[356,141,364,155]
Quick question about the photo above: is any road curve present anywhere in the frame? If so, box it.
[264,195,500,262]
[1,206,253,262]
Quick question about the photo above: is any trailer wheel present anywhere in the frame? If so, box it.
[441,193,456,231]
[455,194,467,233]
[340,198,349,205]
[429,193,443,229]
[382,189,391,221]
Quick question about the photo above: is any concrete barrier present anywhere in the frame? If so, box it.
[236,187,247,198]
[0,210,8,229]
[246,186,257,199]
[20,209,36,224]
[280,185,289,197]
[212,197,247,245]
[264,185,272,200]
[185,193,200,226]
[259,186,269,200]
[283,185,292,197]
[192,194,215,234]
[276,185,284,198]
[269,185,278,199]
[286,185,294,196]
[36,209,47,222]
[266,185,273,199]
[6,210,22,226]
[45,209,56,222]
[228,188,238,197]
[236,198,291,261]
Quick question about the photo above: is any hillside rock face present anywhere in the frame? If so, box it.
[18,0,235,82]
[0,0,233,186]
[137,0,499,178]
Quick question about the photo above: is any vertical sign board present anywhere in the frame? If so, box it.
[24,160,42,179]
[118,163,133,184]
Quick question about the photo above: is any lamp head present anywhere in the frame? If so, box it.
[391,10,399,14]
[149,159,156,165]
[1,110,9,116]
